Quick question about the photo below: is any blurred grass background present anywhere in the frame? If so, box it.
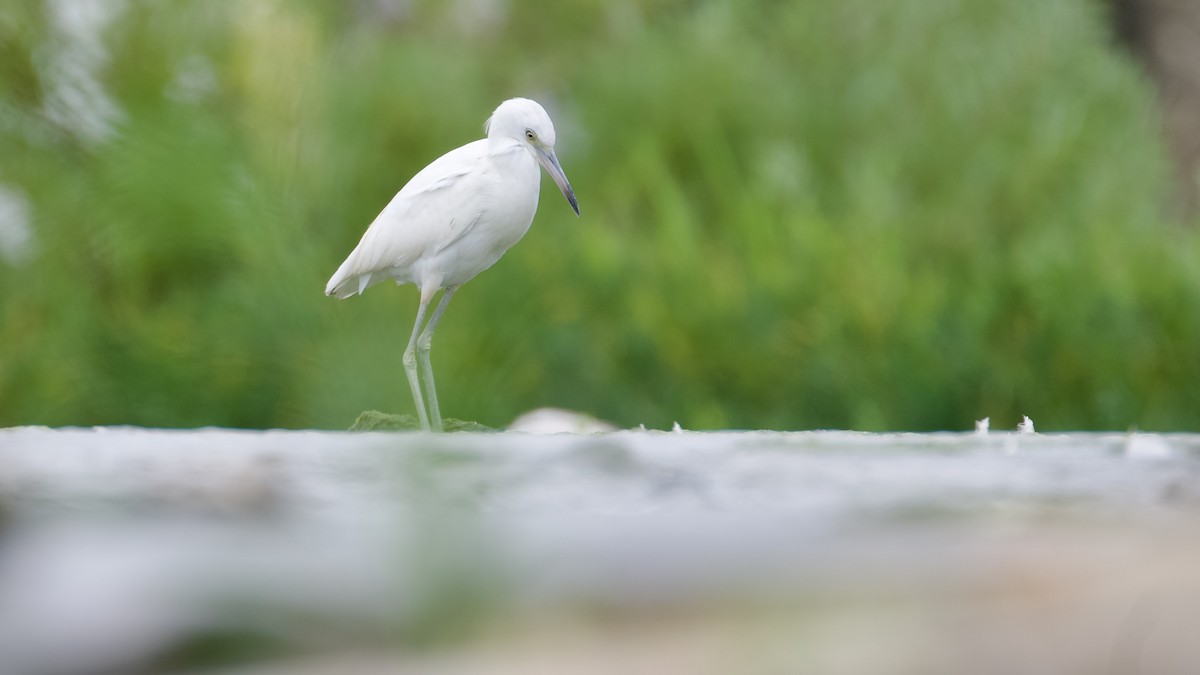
[1,0,1197,431]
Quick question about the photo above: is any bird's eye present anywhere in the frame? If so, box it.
[525,129,535,140]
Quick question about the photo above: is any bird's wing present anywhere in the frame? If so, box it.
[397,139,489,198]
[370,141,491,262]
[325,140,490,296]
[432,212,483,255]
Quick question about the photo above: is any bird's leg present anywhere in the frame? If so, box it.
[403,295,432,431]
[416,286,457,432]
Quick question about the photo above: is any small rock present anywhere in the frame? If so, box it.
[1125,434,1172,460]
[509,408,617,434]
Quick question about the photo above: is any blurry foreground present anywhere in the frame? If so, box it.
[2,426,1200,674]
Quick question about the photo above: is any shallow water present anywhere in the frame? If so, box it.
[1,427,1199,674]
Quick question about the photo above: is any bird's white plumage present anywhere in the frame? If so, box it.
[326,98,573,299]
[325,98,578,432]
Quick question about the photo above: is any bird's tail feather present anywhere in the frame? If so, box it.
[325,265,370,299]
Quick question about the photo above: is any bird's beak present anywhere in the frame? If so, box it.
[536,147,580,216]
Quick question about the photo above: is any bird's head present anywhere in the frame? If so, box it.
[486,98,579,216]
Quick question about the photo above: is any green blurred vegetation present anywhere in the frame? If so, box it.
[1,0,1197,431]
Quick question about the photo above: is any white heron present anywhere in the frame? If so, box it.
[325,98,579,432]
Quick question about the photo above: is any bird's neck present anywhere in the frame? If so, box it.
[486,136,524,156]
[486,138,535,171]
